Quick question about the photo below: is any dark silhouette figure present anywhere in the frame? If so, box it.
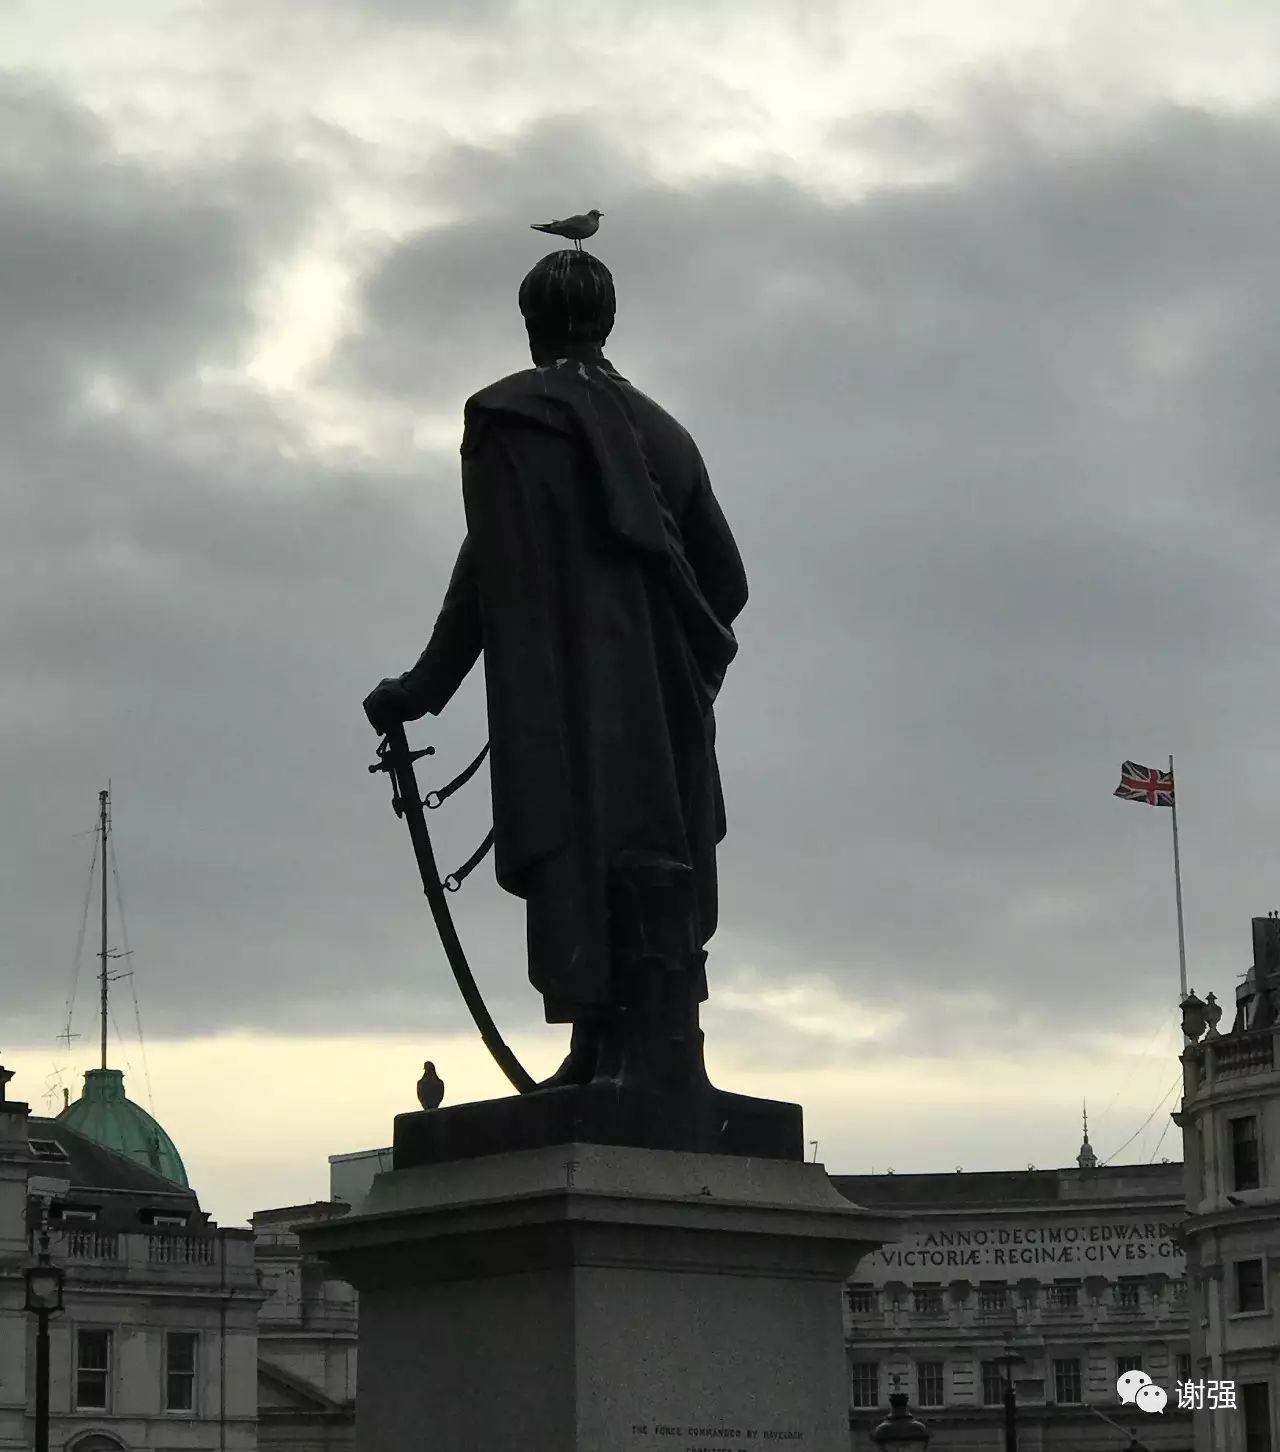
[365,250,747,1099]
[416,1061,445,1111]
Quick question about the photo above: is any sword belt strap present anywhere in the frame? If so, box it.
[425,741,490,810]
[444,828,495,893]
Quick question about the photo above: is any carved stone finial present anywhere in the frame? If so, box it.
[1202,992,1223,1037]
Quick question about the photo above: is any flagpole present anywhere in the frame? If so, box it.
[1169,753,1188,1001]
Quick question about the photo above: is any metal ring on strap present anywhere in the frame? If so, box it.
[444,828,495,893]
[425,741,490,810]
[370,723,534,1095]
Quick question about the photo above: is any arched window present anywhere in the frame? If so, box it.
[68,1434,127,1452]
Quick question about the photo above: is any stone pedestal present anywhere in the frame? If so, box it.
[300,1142,898,1452]
[394,1079,804,1166]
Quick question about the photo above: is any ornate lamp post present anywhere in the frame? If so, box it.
[1179,991,1207,1042]
[993,1344,1025,1452]
[24,1188,67,1452]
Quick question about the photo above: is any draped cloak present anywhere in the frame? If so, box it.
[401,357,748,1022]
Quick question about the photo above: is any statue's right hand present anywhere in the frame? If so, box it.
[363,677,414,735]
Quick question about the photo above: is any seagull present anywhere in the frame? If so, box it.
[416,1060,444,1111]
[530,209,603,251]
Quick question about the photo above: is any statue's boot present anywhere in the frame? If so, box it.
[536,1017,602,1089]
[593,851,712,1095]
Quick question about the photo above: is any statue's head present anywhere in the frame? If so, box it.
[519,249,615,362]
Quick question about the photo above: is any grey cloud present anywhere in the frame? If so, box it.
[7,74,1280,1077]
[0,79,319,404]
[268,0,516,28]
[324,97,1280,1052]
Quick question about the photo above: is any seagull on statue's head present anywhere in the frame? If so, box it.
[530,209,603,251]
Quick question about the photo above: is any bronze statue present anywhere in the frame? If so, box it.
[365,250,747,1102]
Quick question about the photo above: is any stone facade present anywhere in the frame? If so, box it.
[0,1072,263,1452]
[833,1162,1193,1450]
[1176,916,1280,1452]
[253,1203,356,1451]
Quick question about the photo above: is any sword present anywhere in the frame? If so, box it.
[369,721,535,1094]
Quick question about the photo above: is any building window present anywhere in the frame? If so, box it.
[1177,1354,1192,1383]
[1230,1117,1261,1192]
[165,1332,197,1412]
[1242,1383,1272,1452]
[1054,1359,1083,1404]
[1236,1259,1266,1313]
[981,1361,1006,1406]
[978,1284,1008,1313]
[851,1362,879,1409]
[1169,1278,1189,1306]
[1115,1282,1141,1311]
[75,1329,111,1410]
[1045,1282,1079,1310]
[847,1285,876,1315]
[912,1286,944,1317]
[1116,1355,1143,1379]
[916,1362,944,1408]
[58,1207,98,1224]
[27,1138,69,1162]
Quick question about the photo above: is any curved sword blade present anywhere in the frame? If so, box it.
[374,721,535,1094]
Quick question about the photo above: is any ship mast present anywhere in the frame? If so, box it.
[99,787,109,1070]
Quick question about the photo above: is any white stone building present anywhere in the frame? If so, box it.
[239,1149,392,1450]
[834,1153,1193,1450]
[252,1203,356,1450]
[1176,914,1280,1452]
[0,1064,263,1452]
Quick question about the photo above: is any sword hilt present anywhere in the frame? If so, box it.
[368,741,436,773]
[371,736,436,818]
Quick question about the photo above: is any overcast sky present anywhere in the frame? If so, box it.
[5,0,1279,1225]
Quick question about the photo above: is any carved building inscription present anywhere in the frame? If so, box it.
[866,1217,1184,1276]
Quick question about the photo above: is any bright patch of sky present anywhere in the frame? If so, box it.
[11,0,1280,454]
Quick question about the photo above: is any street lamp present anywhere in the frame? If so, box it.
[993,1344,1026,1452]
[24,1183,68,1452]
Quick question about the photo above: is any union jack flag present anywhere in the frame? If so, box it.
[1114,761,1175,807]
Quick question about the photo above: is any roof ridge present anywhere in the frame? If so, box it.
[258,1357,347,1412]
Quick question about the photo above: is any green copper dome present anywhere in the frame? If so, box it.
[57,1068,189,1188]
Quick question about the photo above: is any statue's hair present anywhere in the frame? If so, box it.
[519,250,615,345]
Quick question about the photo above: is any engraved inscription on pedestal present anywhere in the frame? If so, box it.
[629,1422,807,1450]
